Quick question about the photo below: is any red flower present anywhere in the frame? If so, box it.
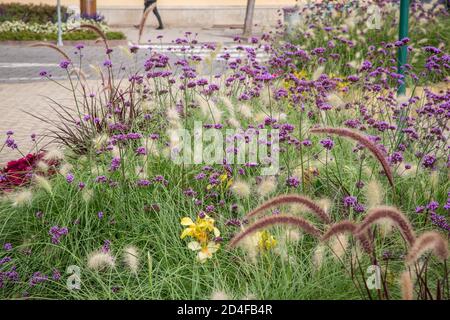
[0,152,48,191]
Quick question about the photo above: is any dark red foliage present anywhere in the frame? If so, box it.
[0,152,57,191]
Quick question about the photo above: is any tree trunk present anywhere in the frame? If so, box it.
[243,0,256,37]
[80,0,97,17]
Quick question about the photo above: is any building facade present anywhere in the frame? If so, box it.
[1,0,299,26]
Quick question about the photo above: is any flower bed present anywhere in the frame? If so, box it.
[0,20,126,41]
[0,0,449,300]
[0,3,125,41]
[283,0,450,84]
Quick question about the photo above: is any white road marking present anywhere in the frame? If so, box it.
[131,43,269,61]
[0,77,67,81]
[0,63,59,68]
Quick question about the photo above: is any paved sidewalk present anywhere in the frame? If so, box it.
[0,81,75,165]
[118,26,267,45]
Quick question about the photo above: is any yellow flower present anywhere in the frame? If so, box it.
[294,70,309,80]
[257,230,277,251]
[207,172,233,192]
[188,241,220,263]
[181,214,221,262]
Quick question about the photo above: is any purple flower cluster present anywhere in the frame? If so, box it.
[49,226,68,244]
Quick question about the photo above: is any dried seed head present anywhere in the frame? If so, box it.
[405,231,449,266]
[400,271,414,300]
[246,194,330,224]
[355,206,415,247]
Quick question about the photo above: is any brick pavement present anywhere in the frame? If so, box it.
[0,80,80,165]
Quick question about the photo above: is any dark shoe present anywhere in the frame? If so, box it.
[156,26,164,30]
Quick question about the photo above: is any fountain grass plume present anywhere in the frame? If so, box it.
[309,127,394,187]
[29,42,71,61]
[355,206,416,247]
[322,220,372,254]
[405,231,449,266]
[245,194,331,224]
[400,271,414,300]
[229,214,321,248]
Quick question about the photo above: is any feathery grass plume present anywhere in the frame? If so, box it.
[144,137,160,157]
[254,112,267,123]
[10,190,33,207]
[330,234,349,260]
[355,206,415,247]
[365,180,393,234]
[310,127,394,187]
[365,179,384,208]
[405,231,449,266]
[90,166,105,177]
[59,163,73,176]
[237,229,259,262]
[29,43,71,61]
[43,148,65,161]
[312,66,325,81]
[245,194,331,224]
[257,176,277,197]
[430,171,439,191]
[87,251,115,271]
[227,117,241,128]
[123,245,140,274]
[312,244,326,269]
[277,112,287,122]
[229,215,321,248]
[326,92,344,108]
[400,271,414,300]
[82,188,94,203]
[322,220,372,254]
[210,290,230,300]
[317,198,331,215]
[283,228,302,243]
[166,107,181,125]
[238,104,253,119]
[36,161,49,173]
[207,101,222,123]
[231,180,251,198]
[33,175,52,194]
[138,2,157,43]
[220,96,236,117]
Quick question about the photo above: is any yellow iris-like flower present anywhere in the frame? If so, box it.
[187,241,220,263]
[257,230,277,251]
[181,214,221,262]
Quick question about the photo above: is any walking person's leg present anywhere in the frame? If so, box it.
[135,0,162,29]
[153,7,164,30]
